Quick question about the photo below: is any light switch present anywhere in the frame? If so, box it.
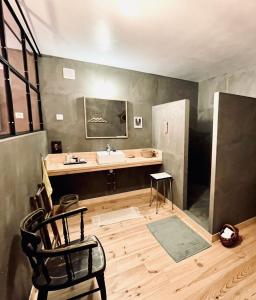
[56,114,64,121]
[15,112,24,119]
[63,68,75,80]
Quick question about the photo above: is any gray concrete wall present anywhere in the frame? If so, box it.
[151,74,198,188]
[198,65,256,132]
[0,131,48,300]
[209,92,256,234]
[152,100,190,209]
[197,65,256,185]
[39,55,198,152]
[153,76,198,130]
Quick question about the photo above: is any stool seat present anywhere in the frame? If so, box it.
[149,172,174,213]
[150,172,172,180]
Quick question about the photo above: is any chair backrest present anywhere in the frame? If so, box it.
[31,183,53,216]
[20,209,49,274]
[20,207,90,285]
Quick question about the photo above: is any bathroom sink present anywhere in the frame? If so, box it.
[96,150,126,165]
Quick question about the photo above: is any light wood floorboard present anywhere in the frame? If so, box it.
[47,190,256,300]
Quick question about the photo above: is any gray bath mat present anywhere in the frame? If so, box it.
[147,216,211,262]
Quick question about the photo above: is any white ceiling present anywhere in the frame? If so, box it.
[10,0,256,81]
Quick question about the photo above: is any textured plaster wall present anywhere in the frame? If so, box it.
[152,100,189,209]
[151,75,198,188]
[197,64,256,185]
[39,55,197,202]
[39,55,198,153]
[209,92,256,234]
[0,131,47,300]
[198,65,256,131]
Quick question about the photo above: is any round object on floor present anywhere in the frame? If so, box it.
[219,224,240,247]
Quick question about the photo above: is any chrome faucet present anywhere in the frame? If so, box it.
[106,144,111,154]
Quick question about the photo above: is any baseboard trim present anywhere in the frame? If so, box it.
[235,215,256,230]
[68,188,150,206]
[210,216,256,242]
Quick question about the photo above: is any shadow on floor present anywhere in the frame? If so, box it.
[185,184,210,231]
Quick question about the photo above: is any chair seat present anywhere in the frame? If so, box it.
[33,235,105,290]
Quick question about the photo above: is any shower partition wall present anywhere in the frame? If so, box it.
[152,93,256,236]
[152,99,190,210]
[209,92,256,234]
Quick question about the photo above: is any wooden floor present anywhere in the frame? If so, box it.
[48,190,256,300]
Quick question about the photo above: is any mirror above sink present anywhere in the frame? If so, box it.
[96,150,126,165]
[84,98,128,139]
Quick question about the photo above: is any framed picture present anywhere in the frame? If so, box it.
[134,116,143,128]
[84,97,128,139]
[51,141,62,153]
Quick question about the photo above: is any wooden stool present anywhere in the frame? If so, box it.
[149,172,173,213]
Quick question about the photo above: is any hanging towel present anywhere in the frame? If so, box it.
[41,156,53,200]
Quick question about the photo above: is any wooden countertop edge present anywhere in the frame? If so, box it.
[48,159,163,176]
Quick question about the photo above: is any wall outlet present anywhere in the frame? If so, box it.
[63,68,75,80]
[15,112,24,119]
[56,114,64,121]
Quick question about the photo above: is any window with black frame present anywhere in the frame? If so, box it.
[0,0,43,137]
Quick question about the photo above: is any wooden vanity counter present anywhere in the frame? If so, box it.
[46,149,162,176]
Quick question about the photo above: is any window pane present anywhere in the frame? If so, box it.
[27,43,37,86]
[3,2,24,76]
[3,3,20,38]
[10,72,29,132]
[5,24,24,75]
[30,89,40,130]
[0,63,10,135]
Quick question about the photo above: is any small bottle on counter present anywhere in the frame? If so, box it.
[65,153,72,163]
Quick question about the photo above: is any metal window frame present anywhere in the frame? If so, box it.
[0,0,43,138]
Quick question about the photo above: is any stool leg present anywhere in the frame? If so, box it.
[149,178,153,206]
[163,179,166,203]
[156,180,159,214]
[170,178,173,210]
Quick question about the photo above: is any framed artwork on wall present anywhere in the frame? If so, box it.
[84,97,128,139]
[134,116,143,128]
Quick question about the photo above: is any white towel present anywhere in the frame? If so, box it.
[221,227,233,239]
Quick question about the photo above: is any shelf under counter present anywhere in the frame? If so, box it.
[46,149,163,176]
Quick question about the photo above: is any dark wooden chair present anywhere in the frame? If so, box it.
[31,183,80,246]
[20,208,107,300]
[31,183,61,246]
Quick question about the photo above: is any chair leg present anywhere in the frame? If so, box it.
[96,273,107,300]
[37,289,48,300]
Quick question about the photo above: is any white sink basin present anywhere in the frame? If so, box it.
[96,150,126,165]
